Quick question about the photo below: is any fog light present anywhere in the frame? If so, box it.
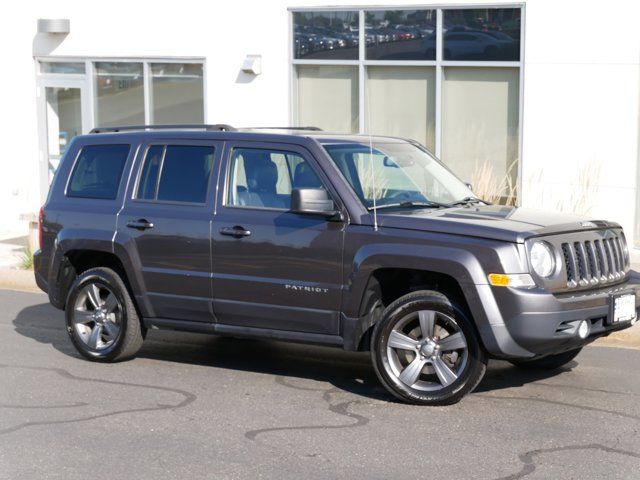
[577,320,590,339]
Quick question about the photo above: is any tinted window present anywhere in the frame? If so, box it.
[67,144,130,199]
[365,9,436,60]
[228,148,323,210]
[293,11,359,60]
[151,146,214,203]
[136,146,164,200]
[443,8,521,60]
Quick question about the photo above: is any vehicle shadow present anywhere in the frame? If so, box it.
[13,302,571,402]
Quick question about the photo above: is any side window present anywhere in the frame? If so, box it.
[137,145,163,200]
[135,145,214,203]
[227,148,324,210]
[67,144,130,199]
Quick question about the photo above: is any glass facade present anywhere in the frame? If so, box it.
[296,65,359,133]
[442,67,520,202]
[95,62,145,127]
[293,11,359,60]
[367,66,436,151]
[365,10,436,60]
[150,63,205,124]
[292,7,523,204]
[443,8,521,61]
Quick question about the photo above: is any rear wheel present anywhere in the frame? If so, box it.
[371,290,487,405]
[65,267,144,362]
[509,347,582,370]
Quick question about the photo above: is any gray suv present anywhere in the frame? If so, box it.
[34,125,639,405]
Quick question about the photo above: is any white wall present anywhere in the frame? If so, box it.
[1,0,639,247]
[520,0,640,246]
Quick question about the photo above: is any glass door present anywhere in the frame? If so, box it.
[44,86,83,177]
[37,76,91,199]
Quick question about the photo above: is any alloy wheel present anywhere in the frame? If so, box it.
[72,282,122,350]
[385,309,468,392]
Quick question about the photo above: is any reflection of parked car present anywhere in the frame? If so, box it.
[422,29,516,59]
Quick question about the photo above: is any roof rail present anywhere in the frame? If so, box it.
[242,126,323,131]
[90,124,236,134]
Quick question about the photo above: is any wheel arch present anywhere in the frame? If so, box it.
[342,243,492,352]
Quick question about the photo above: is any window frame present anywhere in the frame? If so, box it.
[131,141,218,207]
[36,56,207,129]
[289,3,525,204]
[221,143,334,214]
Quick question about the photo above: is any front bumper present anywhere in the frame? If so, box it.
[479,271,640,358]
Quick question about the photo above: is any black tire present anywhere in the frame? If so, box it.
[65,267,144,362]
[371,290,487,405]
[509,347,582,370]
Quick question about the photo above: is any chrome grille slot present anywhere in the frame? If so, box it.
[559,232,628,289]
[561,243,578,287]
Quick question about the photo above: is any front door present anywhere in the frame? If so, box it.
[117,140,221,322]
[211,142,345,335]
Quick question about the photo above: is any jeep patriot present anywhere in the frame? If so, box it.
[34,124,640,405]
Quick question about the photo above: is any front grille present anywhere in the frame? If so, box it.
[561,235,629,288]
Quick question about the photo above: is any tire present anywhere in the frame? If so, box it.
[371,290,487,405]
[509,347,582,370]
[65,267,144,362]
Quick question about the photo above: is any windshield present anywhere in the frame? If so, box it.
[322,141,474,209]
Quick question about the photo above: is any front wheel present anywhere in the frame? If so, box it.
[371,290,487,405]
[65,267,144,362]
[509,347,582,370]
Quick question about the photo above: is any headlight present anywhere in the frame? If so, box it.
[530,241,556,278]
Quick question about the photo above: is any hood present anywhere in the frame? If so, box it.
[378,205,621,243]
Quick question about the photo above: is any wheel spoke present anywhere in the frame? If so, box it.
[103,293,118,314]
[85,284,102,309]
[73,309,94,325]
[87,325,103,349]
[388,330,418,351]
[432,356,458,387]
[438,332,466,351]
[102,320,119,339]
[399,357,427,386]
[418,310,435,339]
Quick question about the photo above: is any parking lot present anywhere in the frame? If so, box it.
[1,288,640,479]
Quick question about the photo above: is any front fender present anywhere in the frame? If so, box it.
[341,237,533,357]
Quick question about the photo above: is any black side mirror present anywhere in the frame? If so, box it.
[291,188,341,220]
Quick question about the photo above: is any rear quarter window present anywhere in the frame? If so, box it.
[67,144,130,199]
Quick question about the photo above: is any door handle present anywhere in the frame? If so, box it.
[126,219,154,230]
[219,226,251,238]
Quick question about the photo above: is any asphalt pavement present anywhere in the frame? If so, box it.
[1,288,640,479]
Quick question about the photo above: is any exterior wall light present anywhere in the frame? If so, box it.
[37,19,71,34]
[241,55,262,75]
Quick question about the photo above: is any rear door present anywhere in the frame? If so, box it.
[211,141,346,334]
[117,139,221,322]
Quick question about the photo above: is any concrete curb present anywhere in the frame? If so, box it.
[0,268,41,293]
[594,322,640,350]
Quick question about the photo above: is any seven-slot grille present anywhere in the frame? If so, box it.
[561,236,629,288]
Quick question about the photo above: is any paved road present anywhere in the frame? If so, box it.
[1,289,640,480]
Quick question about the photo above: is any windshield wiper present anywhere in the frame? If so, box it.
[369,200,448,211]
[446,196,488,207]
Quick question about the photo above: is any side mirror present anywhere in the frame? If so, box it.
[465,182,473,191]
[291,188,341,220]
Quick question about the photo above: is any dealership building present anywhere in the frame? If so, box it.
[2,1,640,250]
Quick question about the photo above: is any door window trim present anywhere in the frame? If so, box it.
[130,140,220,208]
[221,143,336,214]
